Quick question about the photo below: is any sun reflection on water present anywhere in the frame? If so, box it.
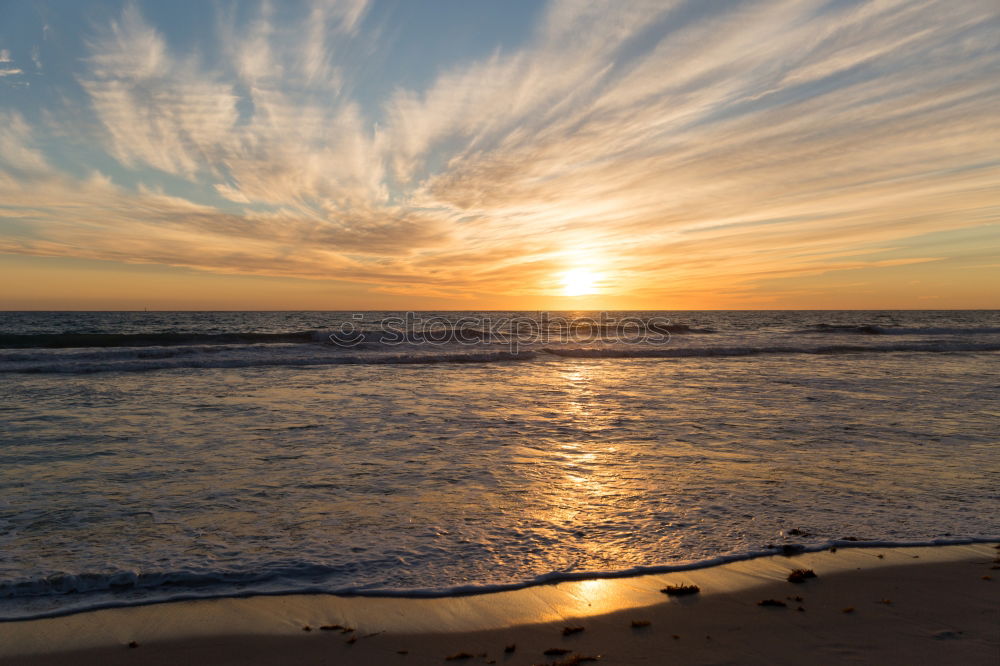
[512,359,657,570]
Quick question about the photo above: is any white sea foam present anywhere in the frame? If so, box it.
[2,537,996,622]
[0,339,996,375]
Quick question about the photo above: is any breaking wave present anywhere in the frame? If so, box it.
[793,324,1000,336]
[542,342,1000,358]
[0,341,996,374]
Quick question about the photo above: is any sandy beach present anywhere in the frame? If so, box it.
[2,543,996,665]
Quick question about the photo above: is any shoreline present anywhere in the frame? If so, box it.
[4,537,998,624]
[2,542,996,665]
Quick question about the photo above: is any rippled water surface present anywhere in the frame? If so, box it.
[1,311,998,619]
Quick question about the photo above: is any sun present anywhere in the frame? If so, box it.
[561,268,599,296]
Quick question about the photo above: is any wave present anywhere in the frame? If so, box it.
[5,323,994,351]
[793,324,1000,336]
[0,349,539,374]
[2,340,998,374]
[0,329,521,350]
[0,320,722,350]
[0,331,320,349]
[1,536,994,622]
[542,342,1000,358]
[544,322,715,335]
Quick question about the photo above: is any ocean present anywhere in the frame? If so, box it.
[1,310,998,621]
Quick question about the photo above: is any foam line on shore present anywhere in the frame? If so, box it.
[1,542,995,662]
[3,536,998,623]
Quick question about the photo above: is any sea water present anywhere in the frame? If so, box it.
[1,310,998,620]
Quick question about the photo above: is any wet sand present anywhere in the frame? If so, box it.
[1,543,996,665]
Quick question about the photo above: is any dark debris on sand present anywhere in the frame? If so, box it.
[630,620,650,628]
[127,641,139,649]
[660,583,700,596]
[562,626,585,636]
[547,655,602,666]
[758,599,787,607]
[504,644,516,653]
[787,568,817,583]
[544,647,572,655]
[445,652,474,660]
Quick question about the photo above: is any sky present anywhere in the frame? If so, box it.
[0,0,997,310]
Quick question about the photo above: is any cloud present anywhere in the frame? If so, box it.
[0,111,51,174]
[1,0,998,304]
[0,47,23,78]
[79,4,237,177]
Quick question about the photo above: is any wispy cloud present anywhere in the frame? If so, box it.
[0,46,23,77]
[0,0,997,305]
[0,111,51,173]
